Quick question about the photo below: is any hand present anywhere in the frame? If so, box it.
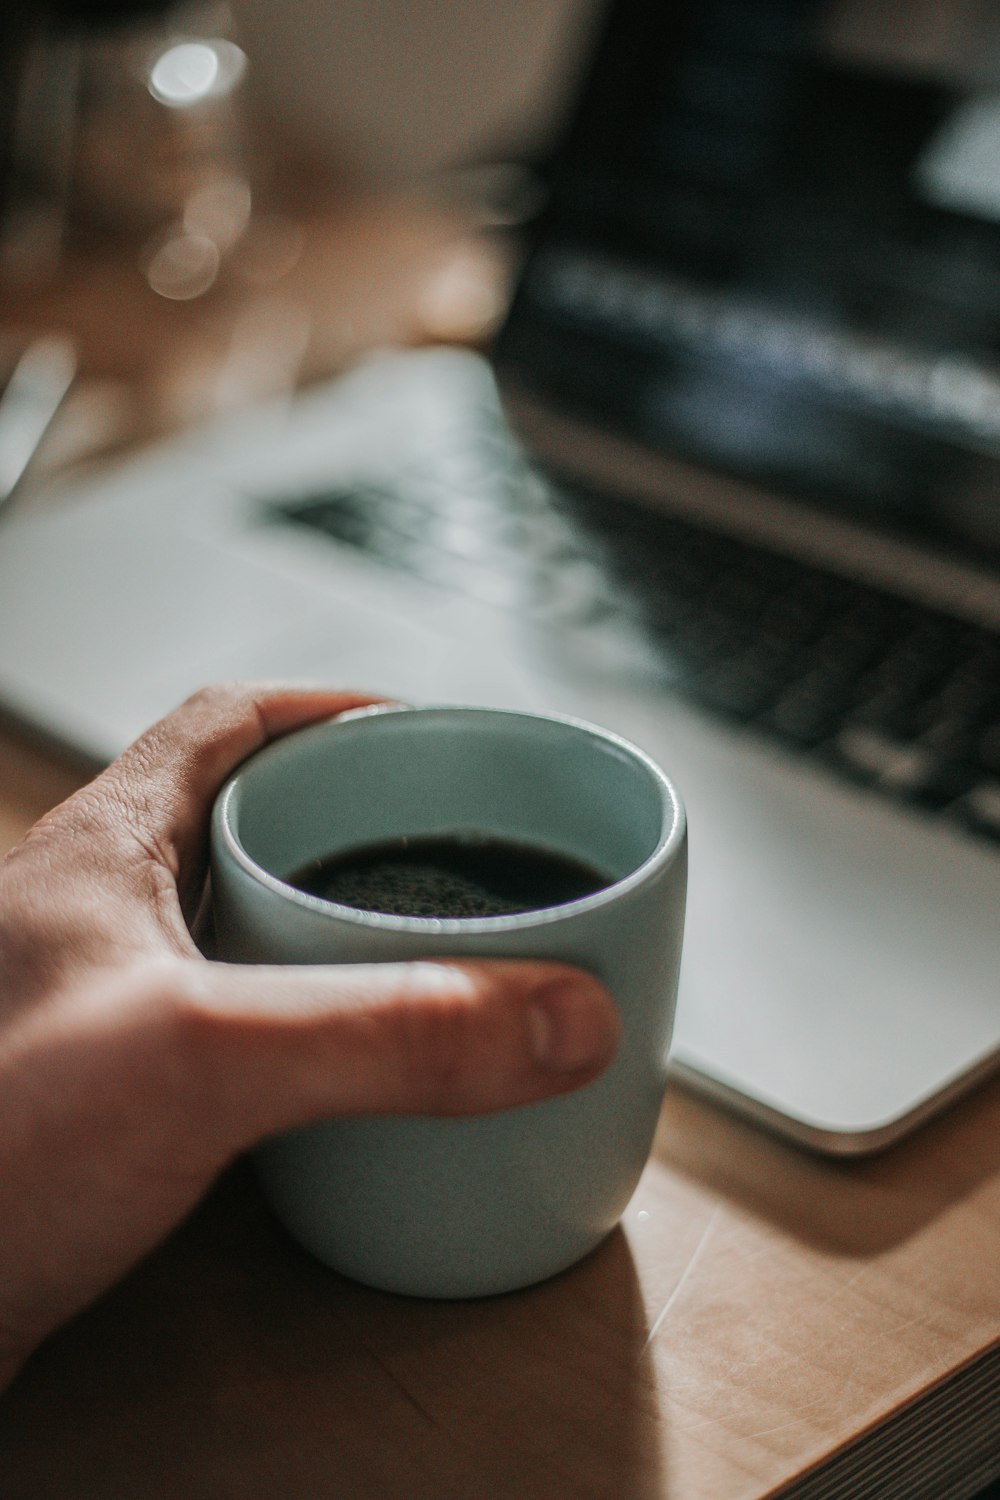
[0,684,619,1389]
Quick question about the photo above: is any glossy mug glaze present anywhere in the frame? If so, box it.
[210,705,687,1298]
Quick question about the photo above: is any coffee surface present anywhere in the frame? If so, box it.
[287,832,613,918]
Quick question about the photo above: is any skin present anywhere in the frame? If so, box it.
[0,684,620,1392]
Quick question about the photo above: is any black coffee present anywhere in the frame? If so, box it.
[287,832,613,919]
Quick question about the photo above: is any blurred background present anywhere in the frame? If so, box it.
[0,0,608,489]
[4,0,1000,499]
[231,0,602,182]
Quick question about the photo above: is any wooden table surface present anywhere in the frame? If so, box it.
[1,735,998,1499]
[0,190,998,1500]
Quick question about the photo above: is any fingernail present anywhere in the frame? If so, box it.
[528,978,619,1074]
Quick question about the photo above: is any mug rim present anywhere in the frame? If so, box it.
[212,703,686,935]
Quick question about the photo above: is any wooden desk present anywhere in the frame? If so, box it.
[0,727,998,1499]
[0,193,998,1500]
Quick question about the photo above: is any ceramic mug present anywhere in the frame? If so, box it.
[210,704,687,1298]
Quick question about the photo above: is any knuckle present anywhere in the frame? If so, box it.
[140,963,221,1060]
[133,964,245,1130]
[161,684,246,755]
[118,683,266,803]
[180,681,274,728]
[175,681,270,765]
[142,683,243,754]
[386,967,497,1107]
[180,681,243,714]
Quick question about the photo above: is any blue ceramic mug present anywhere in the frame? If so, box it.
[211,705,686,1298]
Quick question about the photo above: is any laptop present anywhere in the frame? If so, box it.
[2,0,1000,1154]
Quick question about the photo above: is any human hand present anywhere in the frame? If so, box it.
[0,685,619,1389]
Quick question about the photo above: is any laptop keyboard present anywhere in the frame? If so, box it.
[273,458,1000,848]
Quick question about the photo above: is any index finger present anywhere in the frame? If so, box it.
[72,683,387,879]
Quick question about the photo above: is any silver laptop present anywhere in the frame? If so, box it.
[2,0,1000,1153]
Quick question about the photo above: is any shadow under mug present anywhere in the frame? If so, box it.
[210,705,687,1298]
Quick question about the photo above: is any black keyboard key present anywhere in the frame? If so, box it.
[832,726,939,792]
[843,692,923,744]
[765,682,852,746]
[917,717,980,767]
[949,781,1000,843]
[976,725,1000,776]
[688,662,775,719]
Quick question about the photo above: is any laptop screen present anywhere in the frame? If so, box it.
[496,0,1000,562]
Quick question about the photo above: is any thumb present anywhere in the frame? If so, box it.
[176,957,621,1145]
[0,960,618,1367]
